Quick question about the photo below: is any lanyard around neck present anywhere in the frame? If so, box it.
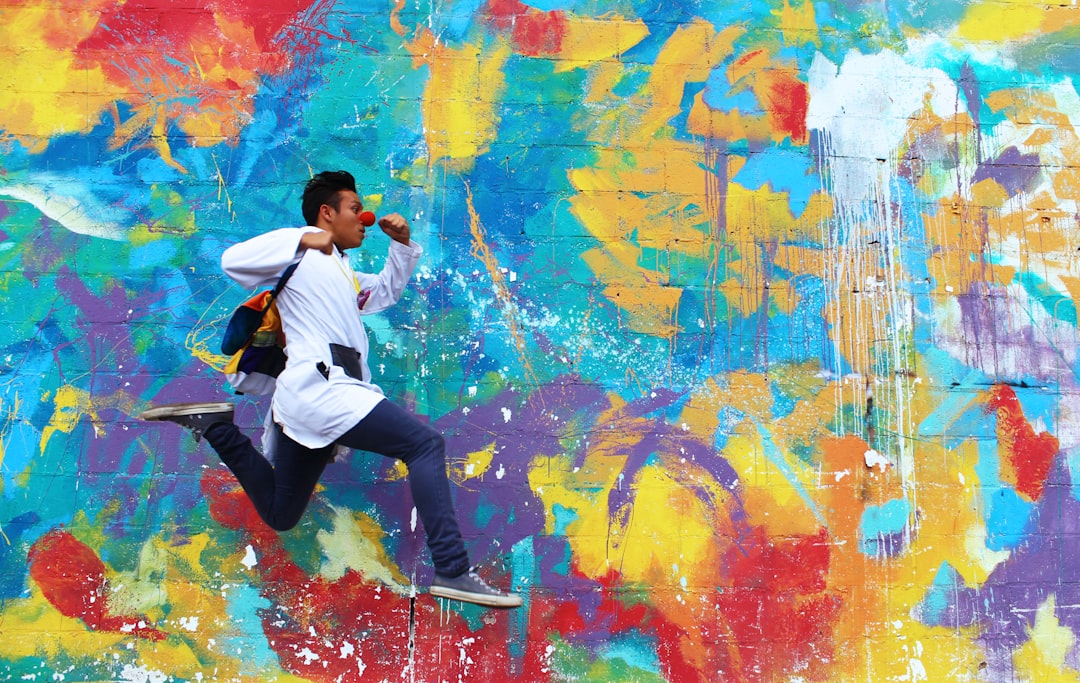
[332,250,361,294]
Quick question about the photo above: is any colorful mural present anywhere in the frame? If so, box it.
[3,0,1080,680]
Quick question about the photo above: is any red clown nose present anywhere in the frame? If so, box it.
[359,211,376,227]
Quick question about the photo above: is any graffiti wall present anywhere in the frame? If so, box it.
[3,0,1080,680]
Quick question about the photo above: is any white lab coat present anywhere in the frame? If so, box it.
[221,226,423,449]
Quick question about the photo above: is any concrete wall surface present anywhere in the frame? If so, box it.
[3,1,1080,681]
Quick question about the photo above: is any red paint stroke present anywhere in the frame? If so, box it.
[730,49,810,145]
[80,0,312,63]
[487,0,567,56]
[765,72,809,144]
[28,529,167,641]
[64,0,331,155]
[201,467,570,681]
[988,384,1059,501]
[200,462,844,680]
[715,528,841,681]
[202,469,538,681]
[201,469,412,678]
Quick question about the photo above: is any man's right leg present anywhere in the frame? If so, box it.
[140,403,331,531]
[202,421,333,531]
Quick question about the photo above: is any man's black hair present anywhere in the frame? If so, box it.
[301,170,358,226]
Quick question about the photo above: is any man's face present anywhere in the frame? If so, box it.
[323,190,366,250]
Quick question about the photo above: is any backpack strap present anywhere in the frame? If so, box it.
[262,261,299,312]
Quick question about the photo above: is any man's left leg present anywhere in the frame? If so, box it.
[336,399,521,608]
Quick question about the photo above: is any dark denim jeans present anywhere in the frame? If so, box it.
[204,399,470,578]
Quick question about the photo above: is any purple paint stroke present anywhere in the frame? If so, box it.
[955,285,1073,382]
[971,146,1041,197]
[57,263,225,478]
[360,376,609,582]
[958,62,982,163]
[897,128,959,184]
[931,453,1080,678]
[438,376,607,567]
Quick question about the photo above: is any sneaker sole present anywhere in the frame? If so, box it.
[429,585,523,608]
[138,402,234,421]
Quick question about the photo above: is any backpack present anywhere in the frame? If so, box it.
[221,263,298,394]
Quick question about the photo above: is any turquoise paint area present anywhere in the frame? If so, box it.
[858,497,910,556]
[917,562,963,626]
[1016,270,1078,326]
[0,422,41,496]
[509,536,536,660]
[432,0,487,40]
[600,630,662,675]
[224,582,277,673]
[730,144,818,215]
[984,487,1036,552]
[1067,447,1080,502]
[552,503,578,536]
[975,439,1036,551]
[918,386,995,448]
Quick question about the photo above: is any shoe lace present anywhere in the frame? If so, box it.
[467,570,501,594]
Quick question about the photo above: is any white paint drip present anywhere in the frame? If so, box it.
[808,49,957,492]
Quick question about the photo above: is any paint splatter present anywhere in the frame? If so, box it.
[28,530,166,641]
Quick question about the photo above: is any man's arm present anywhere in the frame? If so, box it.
[298,230,335,254]
[221,227,321,289]
[378,213,410,245]
[354,216,422,314]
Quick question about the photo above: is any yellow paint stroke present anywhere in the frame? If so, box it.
[568,21,834,337]
[1015,596,1080,681]
[687,90,778,141]
[774,0,820,48]
[530,389,744,679]
[553,14,649,73]
[39,385,95,452]
[449,441,496,486]
[317,506,411,592]
[0,3,124,152]
[724,184,833,317]
[640,21,744,137]
[958,0,1080,42]
[212,153,236,222]
[40,385,142,453]
[568,168,693,337]
[409,29,509,171]
[465,182,539,385]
